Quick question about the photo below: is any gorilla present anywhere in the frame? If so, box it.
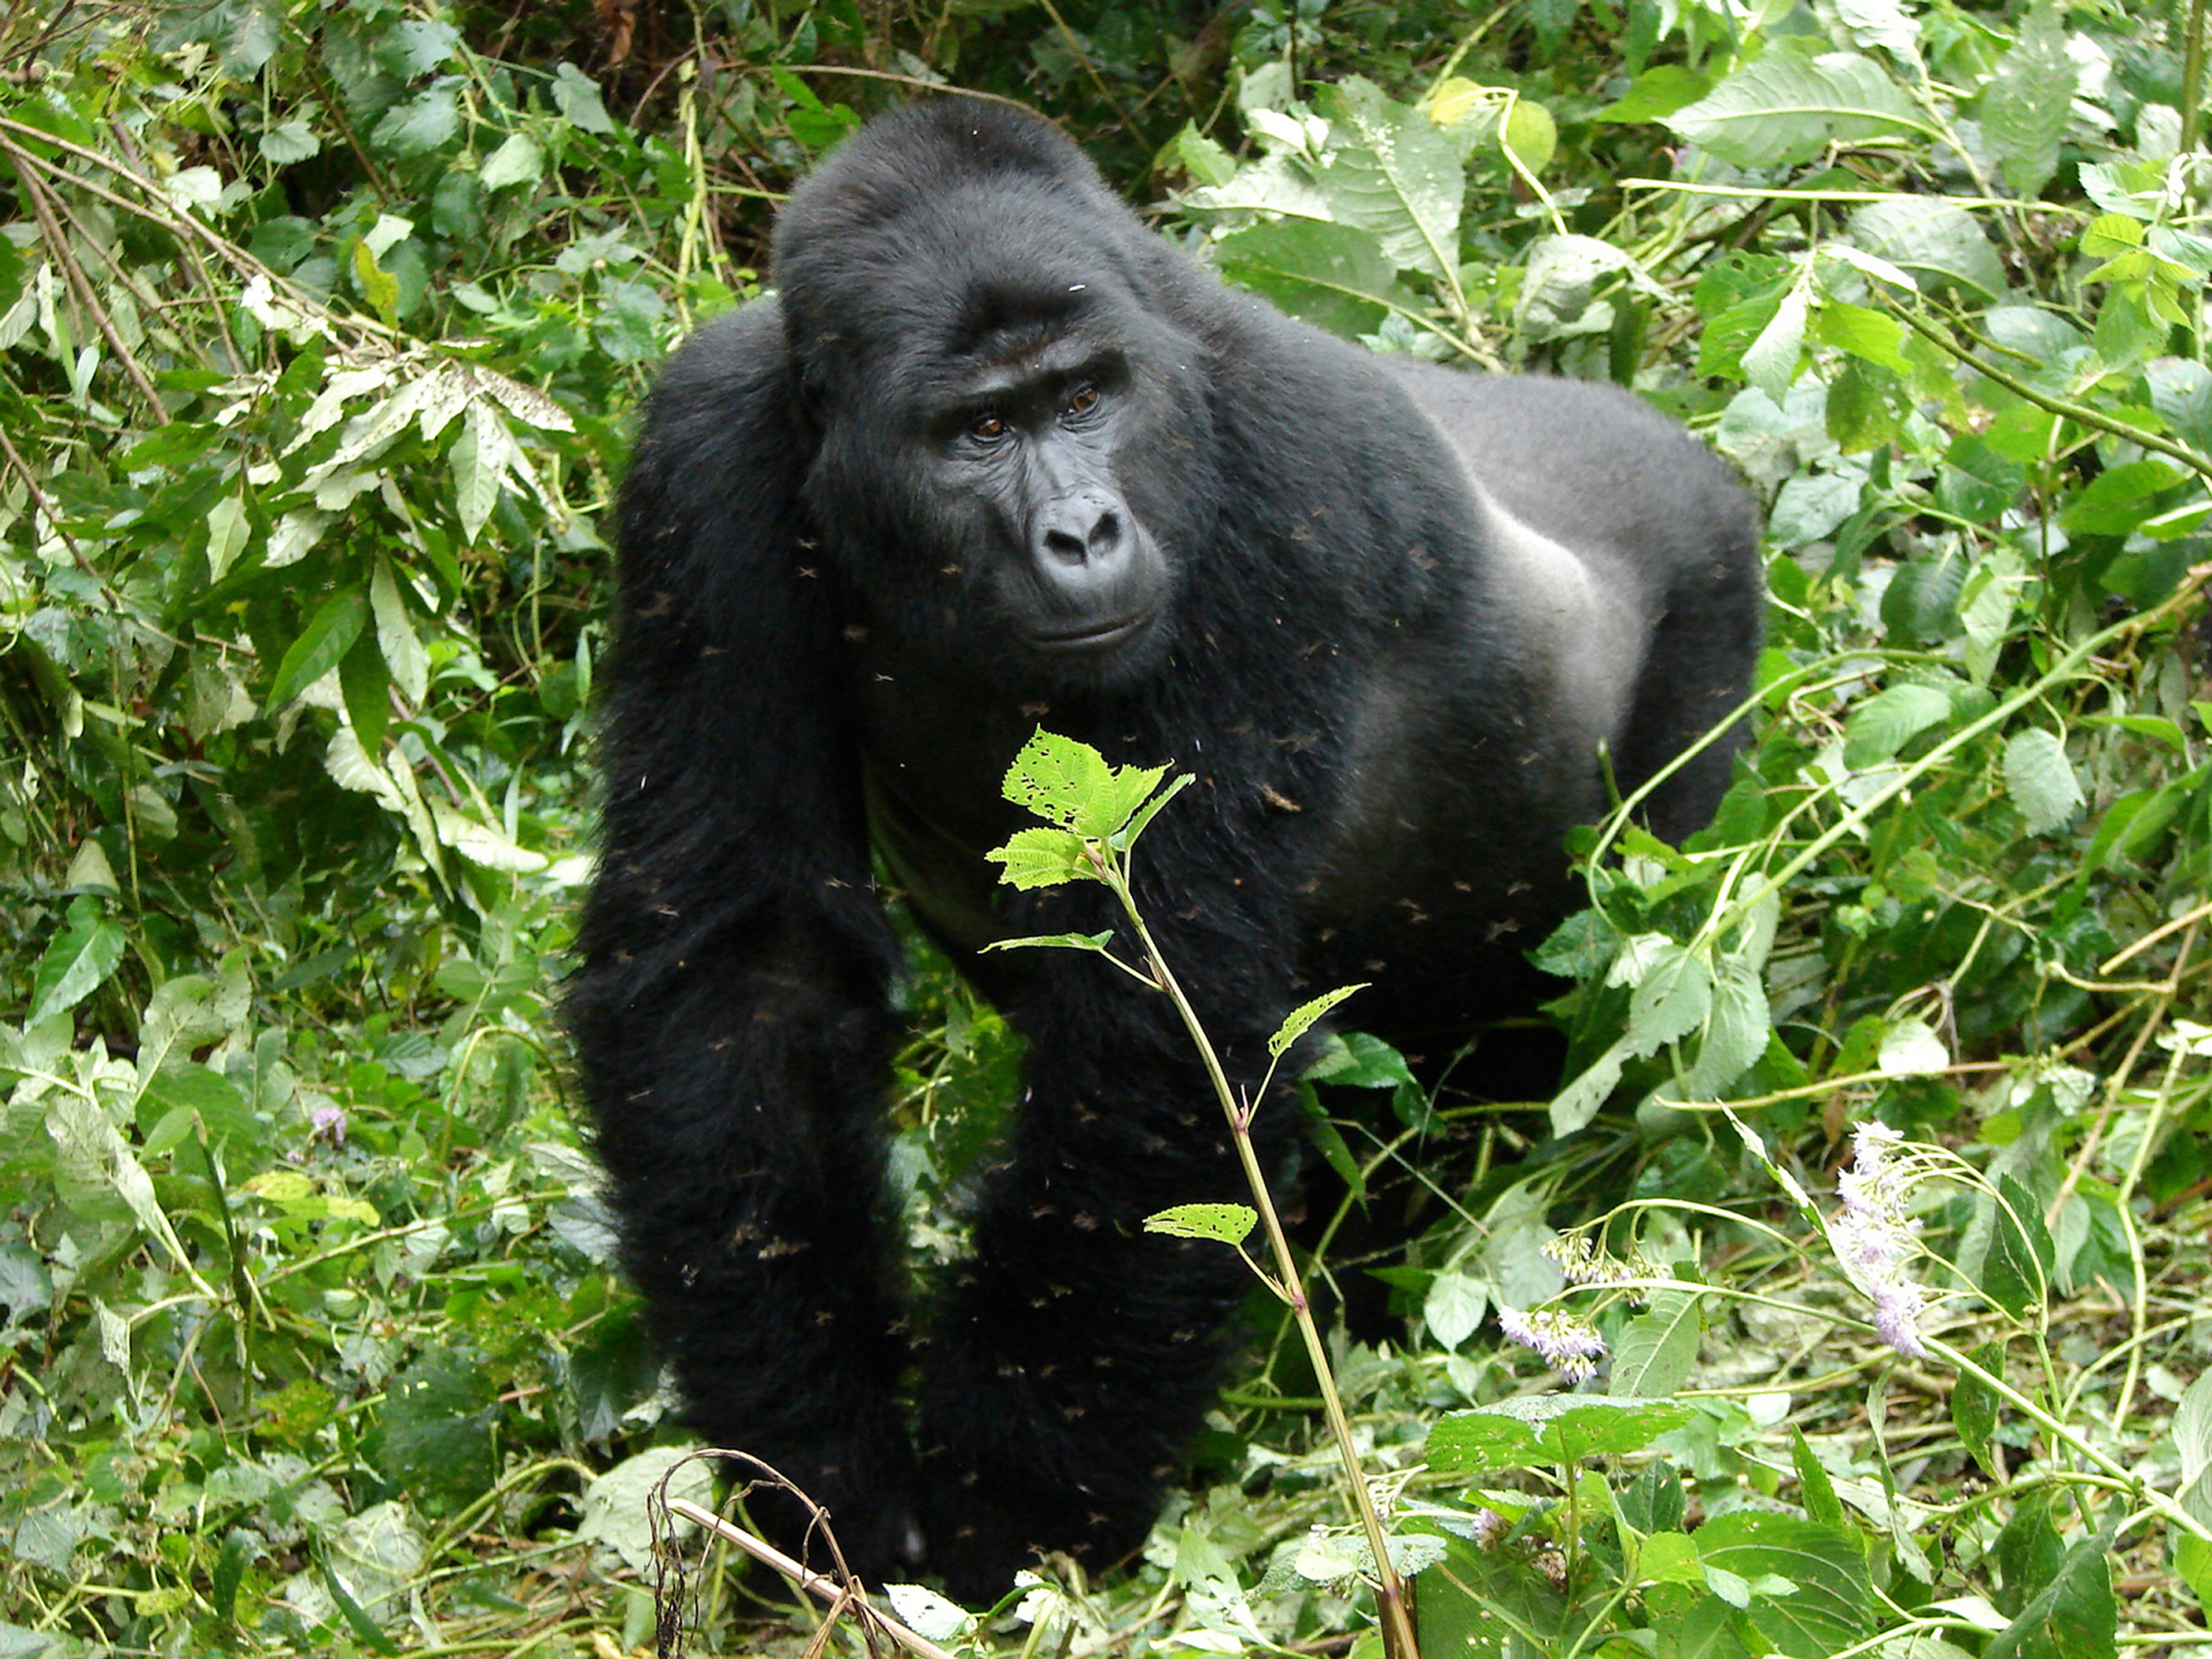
[569,98,1760,1601]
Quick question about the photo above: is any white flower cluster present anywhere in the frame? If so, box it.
[1831,1120,1929,1359]
[1497,1305,1608,1383]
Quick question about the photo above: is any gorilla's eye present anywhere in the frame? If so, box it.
[1065,384,1100,417]
[968,412,1010,442]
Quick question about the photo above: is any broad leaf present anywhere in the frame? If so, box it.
[1666,44,1923,168]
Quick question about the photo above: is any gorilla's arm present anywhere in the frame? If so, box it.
[567,304,918,1566]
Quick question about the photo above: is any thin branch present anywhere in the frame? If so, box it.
[660,1499,959,1659]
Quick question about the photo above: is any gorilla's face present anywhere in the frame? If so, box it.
[787,198,1216,693]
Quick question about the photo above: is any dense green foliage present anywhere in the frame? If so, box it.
[0,0,2208,1654]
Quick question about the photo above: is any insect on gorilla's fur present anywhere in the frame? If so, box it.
[569,99,1762,1600]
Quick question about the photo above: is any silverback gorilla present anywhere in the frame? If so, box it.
[569,99,1760,1600]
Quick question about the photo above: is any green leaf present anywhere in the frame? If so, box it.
[986,826,1093,889]
[479,132,544,192]
[268,589,370,710]
[1268,984,1368,1058]
[1983,1529,2118,1659]
[370,82,460,157]
[1627,945,1711,1058]
[339,629,391,749]
[2003,728,2085,835]
[1144,1203,1257,1247]
[320,1558,402,1656]
[1550,1037,1629,1137]
[552,62,617,135]
[1842,683,1952,768]
[999,729,1170,839]
[371,558,430,704]
[1787,1426,1847,1529]
[1501,99,1557,175]
[1848,197,2007,301]
[1429,1397,1692,1471]
[367,1350,495,1502]
[2058,459,2183,535]
[1963,1172,2056,1320]
[1310,77,1465,281]
[1684,956,1771,1097]
[1953,1339,2006,1472]
[1741,284,1808,403]
[259,119,320,165]
[29,900,125,1025]
[982,929,1119,956]
[1692,1512,1871,1657]
[1597,65,1712,123]
[1423,1270,1488,1349]
[2173,1370,2212,1528]
[376,18,461,79]
[1215,219,1417,338]
[1665,43,1922,168]
[1609,1287,1703,1399]
[213,1528,255,1626]
[1979,0,2075,199]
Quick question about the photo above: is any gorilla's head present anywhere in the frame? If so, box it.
[771,102,1222,691]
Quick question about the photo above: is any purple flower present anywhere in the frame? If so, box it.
[1830,1119,1927,1358]
[1497,1306,1607,1383]
[1469,1508,1509,1550]
[309,1103,348,1145]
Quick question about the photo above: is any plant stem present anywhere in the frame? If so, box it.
[1106,866,1422,1659]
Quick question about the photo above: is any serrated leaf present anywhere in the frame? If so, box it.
[1963,1172,2055,1321]
[268,589,369,710]
[982,929,1118,957]
[1269,984,1368,1058]
[999,729,1169,840]
[448,402,507,543]
[1627,945,1712,1059]
[986,826,1093,889]
[259,120,321,165]
[1980,0,2074,199]
[1609,1288,1702,1399]
[1665,44,1922,168]
[1429,1397,1692,1472]
[1843,683,1952,768]
[370,559,430,704]
[1144,1203,1257,1247]
[370,82,460,157]
[1684,956,1771,1097]
[2003,728,2084,835]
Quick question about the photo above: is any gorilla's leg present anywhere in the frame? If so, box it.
[914,987,1297,1601]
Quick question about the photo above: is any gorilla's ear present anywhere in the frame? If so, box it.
[590,298,866,965]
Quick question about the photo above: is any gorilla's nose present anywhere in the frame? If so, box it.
[1036,495,1124,568]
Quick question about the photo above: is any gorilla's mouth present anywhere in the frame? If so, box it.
[1028,609,1158,654]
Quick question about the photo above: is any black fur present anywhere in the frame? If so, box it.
[569,99,1762,1601]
